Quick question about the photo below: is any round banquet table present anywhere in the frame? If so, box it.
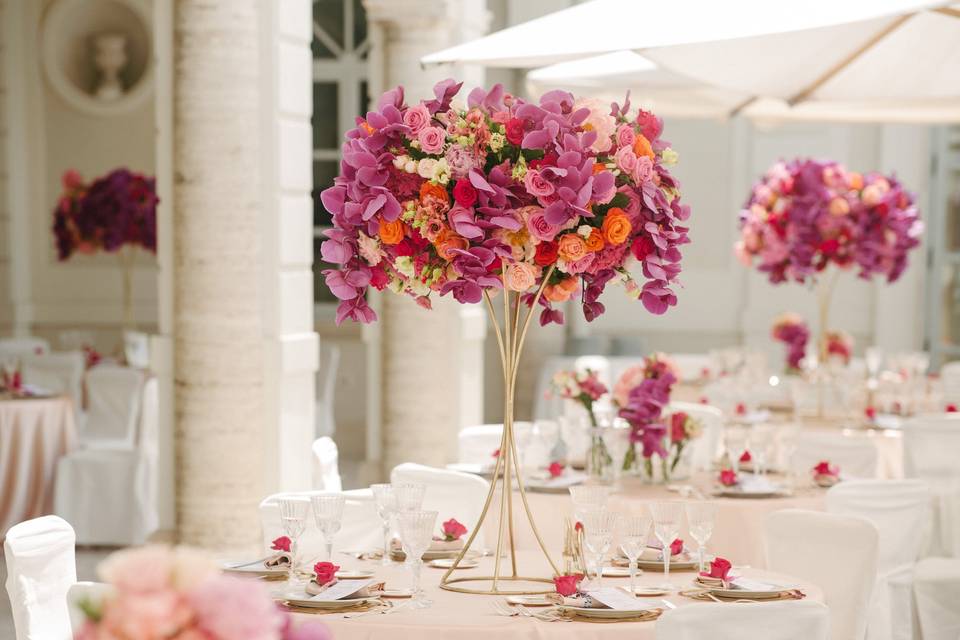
[292,549,823,640]
[478,473,828,570]
[0,394,76,536]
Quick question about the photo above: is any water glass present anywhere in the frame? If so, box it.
[310,494,345,562]
[370,483,396,565]
[724,427,747,474]
[569,485,610,520]
[397,510,438,607]
[749,424,774,476]
[649,501,683,587]
[600,422,630,488]
[618,513,651,596]
[580,510,617,589]
[684,501,718,573]
[394,483,426,512]
[277,497,310,583]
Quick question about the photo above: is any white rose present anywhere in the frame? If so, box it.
[417,158,438,179]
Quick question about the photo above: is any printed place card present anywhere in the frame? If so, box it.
[309,578,375,601]
[586,587,658,611]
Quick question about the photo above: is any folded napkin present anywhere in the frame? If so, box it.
[547,593,602,608]
[264,552,291,569]
[305,579,385,598]
[429,538,464,553]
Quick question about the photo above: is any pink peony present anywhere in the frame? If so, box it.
[445,145,477,178]
[189,575,286,640]
[403,104,431,135]
[417,126,446,154]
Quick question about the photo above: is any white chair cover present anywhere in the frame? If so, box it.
[315,343,340,438]
[20,352,84,422]
[902,414,960,556]
[67,581,113,635]
[3,515,76,640]
[913,557,960,640]
[668,400,723,472]
[0,337,49,357]
[790,431,879,479]
[390,463,490,549]
[259,488,381,560]
[81,365,145,448]
[53,377,159,545]
[940,362,960,405]
[312,437,343,492]
[655,600,830,640]
[765,509,878,640]
[826,480,933,640]
[457,422,532,465]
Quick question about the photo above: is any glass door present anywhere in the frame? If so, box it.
[926,126,960,367]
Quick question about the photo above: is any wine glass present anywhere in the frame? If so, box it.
[724,427,747,474]
[649,501,683,588]
[600,421,630,489]
[397,510,438,607]
[749,424,774,476]
[684,501,718,573]
[277,497,310,584]
[310,494,345,562]
[580,510,617,589]
[569,485,610,520]
[370,484,396,565]
[618,512,651,596]
[394,483,426,512]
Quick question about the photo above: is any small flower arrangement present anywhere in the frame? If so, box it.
[698,556,733,586]
[718,468,739,487]
[812,461,840,487]
[0,363,24,395]
[825,330,854,365]
[548,368,608,427]
[548,461,565,478]
[313,561,340,587]
[440,518,468,542]
[553,573,585,597]
[736,158,922,285]
[771,312,809,373]
[73,545,330,640]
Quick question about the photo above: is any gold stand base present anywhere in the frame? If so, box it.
[440,575,556,596]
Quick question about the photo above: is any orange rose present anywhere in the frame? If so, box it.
[419,182,450,206]
[602,210,632,245]
[544,277,579,302]
[585,228,605,252]
[848,172,864,190]
[434,228,468,261]
[633,134,655,160]
[379,217,405,245]
[558,277,579,293]
[557,234,587,262]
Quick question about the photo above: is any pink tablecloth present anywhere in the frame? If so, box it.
[295,550,823,640]
[0,395,76,536]
[480,474,827,570]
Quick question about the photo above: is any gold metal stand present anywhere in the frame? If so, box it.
[439,267,561,595]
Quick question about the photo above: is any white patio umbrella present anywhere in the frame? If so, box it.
[423,0,960,122]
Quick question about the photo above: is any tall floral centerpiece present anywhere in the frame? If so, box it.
[771,312,810,374]
[736,158,921,361]
[53,168,158,329]
[321,79,689,594]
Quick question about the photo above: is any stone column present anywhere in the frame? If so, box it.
[171,0,317,548]
[364,0,488,474]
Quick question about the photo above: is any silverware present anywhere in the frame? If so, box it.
[660,599,677,610]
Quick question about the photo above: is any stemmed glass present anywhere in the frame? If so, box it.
[277,497,310,584]
[310,494,345,562]
[569,485,610,519]
[725,427,747,473]
[394,483,426,513]
[580,510,617,589]
[600,421,630,488]
[749,424,773,476]
[649,501,683,588]
[397,510,438,607]
[370,484,396,565]
[684,501,718,573]
[618,513,651,596]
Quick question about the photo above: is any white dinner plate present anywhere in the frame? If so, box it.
[506,595,554,606]
[336,570,375,579]
[559,604,659,619]
[284,596,380,610]
[626,556,699,571]
[380,589,413,598]
[428,558,478,569]
[713,488,788,499]
[623,585,670,596]
[601,566,634,577]
[221,560,287,578]
[695,579,794,600]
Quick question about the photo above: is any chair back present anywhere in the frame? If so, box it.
[312,437,343,492]
[3,516,77,640]
[457,422,532,465]
[902,414,960,556]
[83,365,146,447]
[67,581,113,635]
[791,431,878,479]
[21,351,84,405]
[655,600,830,640]
[765,509,878,640]
[826,479,932,573]
[390,463,490,548]
[0,337,49,358]
[315,343,340,438]
[259,488,380,559]
[668,400,723,471]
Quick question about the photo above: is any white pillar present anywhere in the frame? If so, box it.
[170,0,316,548]
[364,0,488,473]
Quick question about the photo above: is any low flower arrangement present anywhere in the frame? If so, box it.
[825,330,854,365]
[548,368,608,427]
[73,545,330,640]
[771,312,809,373]
[0,363,24,396]
[812,460,840,487]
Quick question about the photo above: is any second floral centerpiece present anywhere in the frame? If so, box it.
[321,79,690,594]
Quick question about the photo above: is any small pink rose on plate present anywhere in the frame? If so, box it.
[739,450,752,463]
[719,469,738,487]
[574,521,584,533]
[491,448,500,459]
[670,538,684,556]
[735,402,747,416]
[699,396,709,404]
[548,461,565,478]
[313,561,340,586]
[271,536,291,552]
[865,406,877,421]
[553,573,584,597]
[947,403,958,413]
[700,557,732,581]
[441,518,468,542]
[812,461,840,487]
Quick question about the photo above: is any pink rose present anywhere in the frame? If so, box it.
[564,253,595,275]
[701,557,732,581]
[418,126,446,155]
[615,146,638,175]
[670,538,684,556]
[616,124,636,149]
[617,185,642,223]
[441,518,468,541]
[813,461,839,477]
[271,536,291,552]
[553,574,584,597]
[504,262,537,291]
[548,461,565,478]
[631,155,655,184]
[636,109,663,140]
[313,562,340,585]
[526,210,558,242]
[523,169,555,198]
[403,104,431,135]
[719,469,738,486]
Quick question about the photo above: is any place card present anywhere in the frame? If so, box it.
[586,587,658,611]
[309,578,375,601]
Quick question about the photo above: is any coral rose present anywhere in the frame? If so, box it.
[378,218,405,245]
[585,228,604,252]
[434,229,468,261]
[419,181,449,207]
[602,209,632,245]
[504,262,538,291]
[557,233,587,262]
[633,134,655,160]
